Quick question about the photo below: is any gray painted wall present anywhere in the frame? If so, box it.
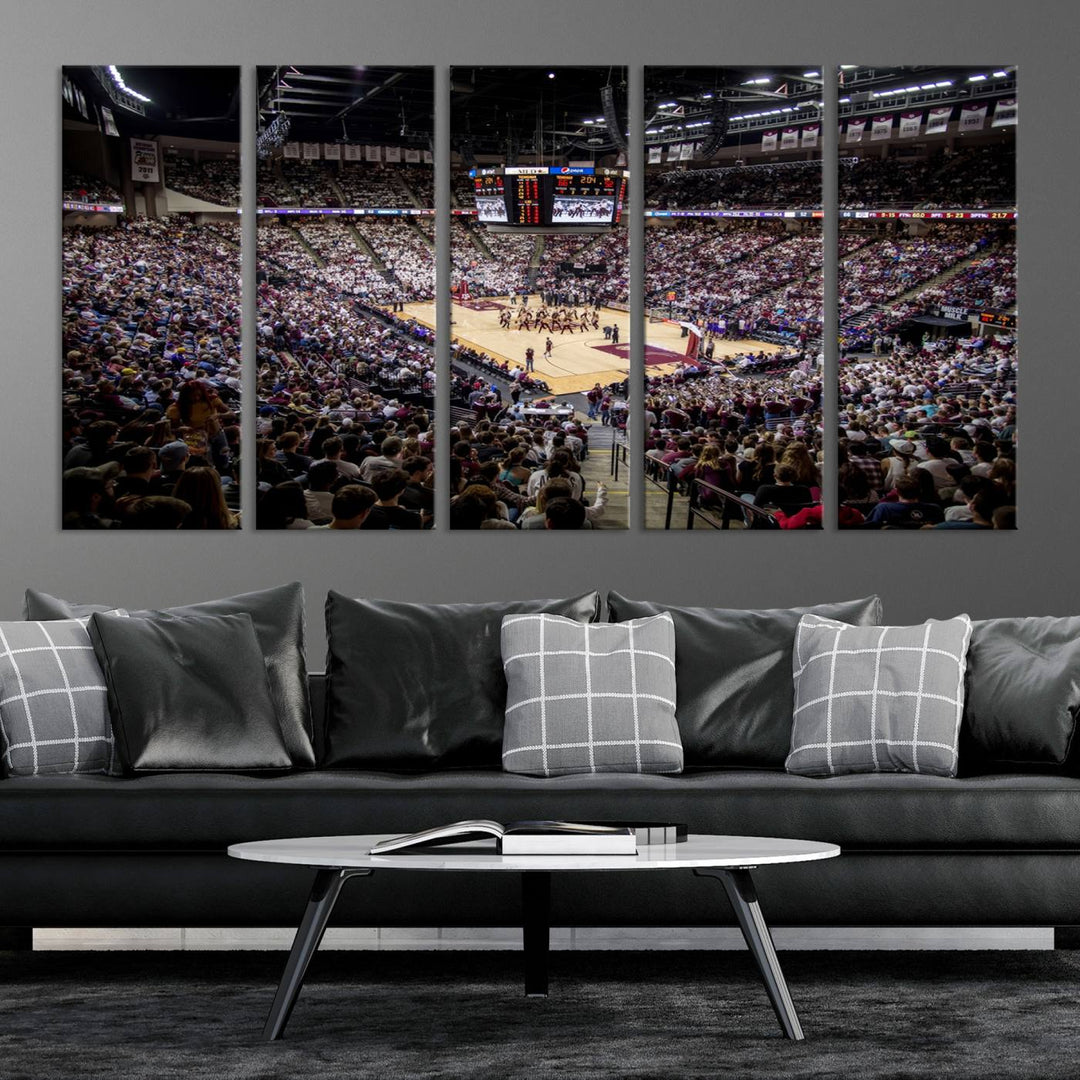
[2,0,1074,662]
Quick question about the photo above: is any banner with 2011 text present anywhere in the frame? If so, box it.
[130,138,159,183]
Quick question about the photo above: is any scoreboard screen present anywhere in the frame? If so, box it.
[551,173,618,224]
[474,176,507,223]
[469,166,627,227]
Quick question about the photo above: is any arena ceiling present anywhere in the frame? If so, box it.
[63,66,240,143]
[450,66,628,160]
[257,66,435,147]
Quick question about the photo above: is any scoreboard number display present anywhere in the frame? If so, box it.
[513,174,542,225]
[470,166,627,227]
[474,175,507,223]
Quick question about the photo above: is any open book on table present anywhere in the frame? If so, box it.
[370,820,647,856]
[370,820,687,856]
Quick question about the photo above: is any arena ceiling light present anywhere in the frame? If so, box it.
[968,74,988,82]
[107,66,151,104]
[803,70,820,78]
[741,78,772,86]
[993,70,1009,78]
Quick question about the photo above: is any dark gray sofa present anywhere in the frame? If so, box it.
[4,674,1080,934]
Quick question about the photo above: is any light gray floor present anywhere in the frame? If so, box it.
[33,926,1054,951]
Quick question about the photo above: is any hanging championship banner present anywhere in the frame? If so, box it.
[405,148,421,163]
[130,138,159,183]
[899,112,922,138]
[666,142,680,161]
[302,142,320,160]
[365,144,381,162]
[992,98,1018,127]
[323,143,341,160]
[960,103,988,131]
[780,127,798,149]
[925,106,952,134]
[283,142,300,159]
[679,142,693,160]
[648,146,662,164]
[385,145,402,163]
[343,144,362,161]
[801,124,819,148]
[423,149,433,164]
[761,130,778,151]
[100,106,119,137]
[871,115,893,141]
[845,119,866,144]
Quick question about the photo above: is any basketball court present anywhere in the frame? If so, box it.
[396,299,787,394]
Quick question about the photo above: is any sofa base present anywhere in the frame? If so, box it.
[0,926,32,950]
[6,851,1080,929]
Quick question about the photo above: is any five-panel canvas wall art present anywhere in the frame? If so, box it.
[61,65,1016,531]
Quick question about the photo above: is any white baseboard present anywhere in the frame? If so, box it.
[31,926,1055,951]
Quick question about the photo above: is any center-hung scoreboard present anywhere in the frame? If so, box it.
[471,165,627,227]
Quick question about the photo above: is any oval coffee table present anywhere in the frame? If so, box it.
[229,833,839,1042]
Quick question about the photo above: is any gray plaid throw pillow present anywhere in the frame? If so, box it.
[0,619,120,776]
[501,612,683,777]
[786,613,972,778]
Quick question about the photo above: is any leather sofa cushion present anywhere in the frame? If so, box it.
[24,584,314,768]
[3,770,1079,851]
[88,611,291,773]
[323,591,601,770]
[607,594,883,767]
[961,616,1080,772]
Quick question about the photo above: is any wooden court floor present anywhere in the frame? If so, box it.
[397,298,784,395]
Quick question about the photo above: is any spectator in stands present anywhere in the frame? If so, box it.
[303,460,340,525]
[313,484,377,530]
[256,482,313,530]
[173,467,238,530]
[752,463,813,512]
[865,476,945,528]
[362,469,423,530]
[544,497,588,530]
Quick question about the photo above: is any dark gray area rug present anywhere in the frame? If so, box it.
[0,948,1075,1079]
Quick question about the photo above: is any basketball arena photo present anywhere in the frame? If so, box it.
[836,65,1016,530]
[447,66,630,530]
[643,66,825,530]
[62,66,243,530]
[255,66,436,530]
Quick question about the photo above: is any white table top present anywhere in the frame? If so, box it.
[228,834,840,873]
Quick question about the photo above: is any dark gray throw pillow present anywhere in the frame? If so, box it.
[88,611,291,773]
[606,593,883,767]
[25,584,314,768]
[323,591,602,770]
[961,616,1080,771]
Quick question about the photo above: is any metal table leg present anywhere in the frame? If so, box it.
[522,870,552,997]
[263,867,370,1041]
[694,867,804,1040]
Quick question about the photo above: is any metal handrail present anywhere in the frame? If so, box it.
[610,437,629,481]
[643,455,678,530]
[687,477,784,530]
